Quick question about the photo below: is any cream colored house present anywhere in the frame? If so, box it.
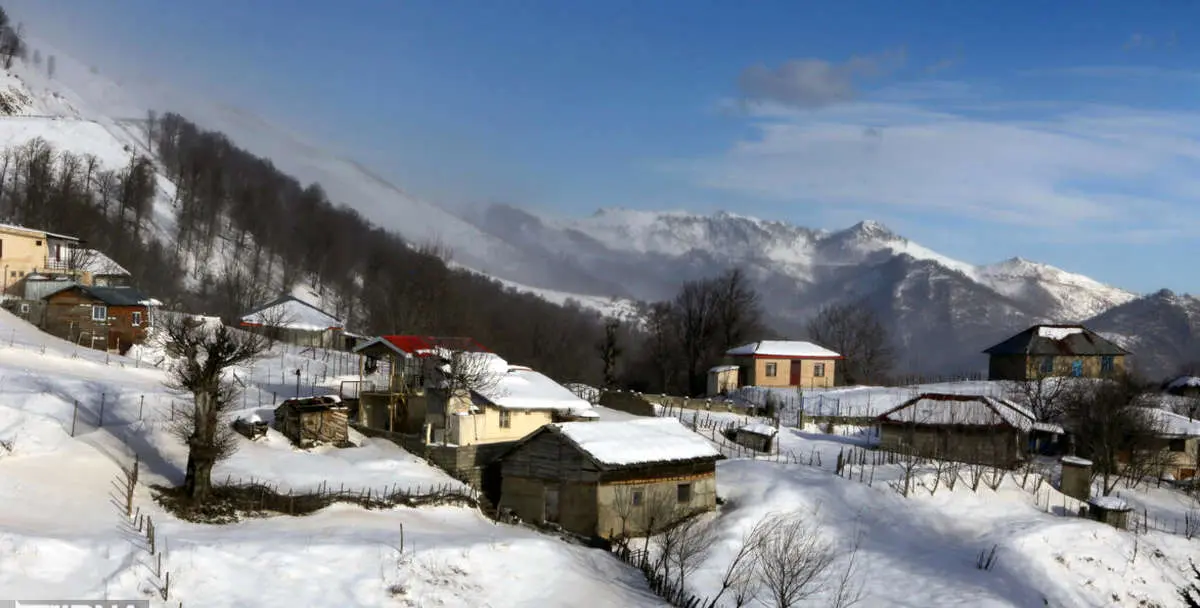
[0,223,83,293]
[725,340,843,389]
[1120,408,1200,481]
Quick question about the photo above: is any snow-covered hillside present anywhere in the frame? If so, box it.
[0,307,663,606]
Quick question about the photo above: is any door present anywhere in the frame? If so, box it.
[790,360,804,386]
[543,486,560,523]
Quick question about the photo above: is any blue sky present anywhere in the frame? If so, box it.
[10,0,1200,293]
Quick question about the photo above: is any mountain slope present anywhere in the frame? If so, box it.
[1086,289,1200,376]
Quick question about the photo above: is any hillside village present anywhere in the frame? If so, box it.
[0,9,1199,608]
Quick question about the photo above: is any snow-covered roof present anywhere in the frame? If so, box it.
[879,393,1039,431]
[738,423,778,437]
[240,295,343,332]
[1037,326,1084,340]
[1061,456,1093,467]
[1134,407,1200,438]
[460,353,595,414]
[1166,376,1200,390]
[81,250,129,276]
[709,365,740,373]
[0,222,80,241]
[726,340,842,359]
[551,418,720,467]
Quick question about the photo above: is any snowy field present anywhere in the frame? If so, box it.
[0,309,663,606]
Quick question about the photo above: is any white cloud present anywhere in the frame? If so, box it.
[678,88,1200,238]
[738,48,906,109]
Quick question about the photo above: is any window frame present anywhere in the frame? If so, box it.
[813,362,826,378]
[498,409,512,429]
[91,304,108,322]
[1071,359,1083,377]
[1100,355,1115,374]
[764,362,777,377]
[131,311,142,327]
[1039,356,1055,374]
[631,488,644,506]
[1168,438,1187,452]
[676,483,692,504]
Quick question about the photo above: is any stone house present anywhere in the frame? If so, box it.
[240,294,344,349]
[41,285,158,353]
[877,393,1064,468]
[273,395,350,448]
[498,417,721,539]
[983,324,1128,381]
[724,340,842,389]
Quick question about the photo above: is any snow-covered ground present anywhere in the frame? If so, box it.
[733,381,1011,418]
[0,308,663,606]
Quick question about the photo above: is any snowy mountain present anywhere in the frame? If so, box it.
[473,204,1149,374]
[1085,289,1200,377]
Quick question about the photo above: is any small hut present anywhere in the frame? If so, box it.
[232,415,269,441]
[1059,456,1092,501]
[1086,496,1132,530]
[274,395,350,448]
[734,423,778,453]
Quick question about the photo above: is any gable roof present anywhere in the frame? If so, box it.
[878,392,1063,433]
[240,295,343,332]
[726,340,842,359]
[543,418,721,468]
[353,335,489,358]
[982,324,1128,357]
[469,358,594,413]
[45,284,154,306]
[0,223,81,242]
[1135,407,1200,438]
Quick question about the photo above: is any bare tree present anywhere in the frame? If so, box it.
[163,315,269,504]
[665,515,717,590]
[597,318,622,390]
[1009,373,1070,422]
[755,509,837,607]
[708,520,768,608]
[436,349,503,411]
[1062,376,1160,496]
[805,301,893,386]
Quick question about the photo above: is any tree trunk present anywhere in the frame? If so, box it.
[183,389,218,503]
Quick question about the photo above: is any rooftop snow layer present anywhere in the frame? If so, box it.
[1037,326,1084,340]
[880,393,1037,431]
[241,295,343,331]
[726,340,841,358]
[554,418,720,466]
[1089,496,1131,510]
[709,365,740,373]
[1061,456,1093,467]
[473,355,595,413]
[1167,376,1200,390]
[738,423,778,436]
[1134,407,1200,437]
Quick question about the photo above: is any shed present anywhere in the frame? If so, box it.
[877,393,1063,468]
[707,365,740,396]
[734,422,777,453]
[1086,496,1132,530]
[273,395,350,448]
[498,417,721,539]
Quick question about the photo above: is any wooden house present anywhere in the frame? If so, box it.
[498,418,721,539]
[877,393,1064,468]
[983,324,1128,381]
[240,295,344,349]
[273,395,350,448]
[724,340,842,389]
[41,285,158,353]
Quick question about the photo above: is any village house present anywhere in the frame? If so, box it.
[41,285,159,353]
[0,223,82,294]
[877,393,1064,468]
[240,294,345,349]
[720,340,842,390]
[350,335,597,491]
[273,395,350,448]
[1163,376,1200,400]
[1121,407,1200,481]
[983,324,1128,382]
[497,417,721,539]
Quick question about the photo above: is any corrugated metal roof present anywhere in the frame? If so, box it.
[982,324,1128,356]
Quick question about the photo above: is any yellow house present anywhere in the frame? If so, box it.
[725,340,843,389]
[0,223,83,293]
[983,324,1128,381]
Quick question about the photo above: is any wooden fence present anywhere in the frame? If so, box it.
[612,544,712,608]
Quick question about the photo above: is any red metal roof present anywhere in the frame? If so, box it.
[380,335,489,357]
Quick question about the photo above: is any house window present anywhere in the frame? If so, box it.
[1071,360,1083,377]
[765,362,777,377]
[34,240,40,246]
[131,311,142,326]
[499,409,511,429]
[631,488,644,506]
[813,363,826,378]
[1101,356,1115,374]
[677,483,692,504]
[18,303,28,314]
[1039,357,1054,374]
[1169,438,1186,452]
[91,305,107,322]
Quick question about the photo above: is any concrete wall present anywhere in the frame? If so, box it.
[988,354,1126,381]
[448,407,552,446]
[500,477,599,536]
[734,355,837,389]
[707,368,739,396]
[596,474,718,539]
[599,391,656,417]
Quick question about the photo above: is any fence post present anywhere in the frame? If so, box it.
[139,395,145,421]
[71,401,79,436]
[99,393,107,427]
